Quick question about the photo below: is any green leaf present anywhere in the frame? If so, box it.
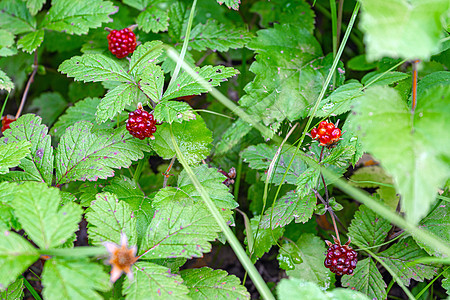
[26,0,45,15]
[348,205,392,249]
[86,192,137,246]
[296,168,320,197]
[153,101,195,124]
[0,114,54,184]
[162,65,239,101]
[284,233,334,288]
[350,85,450,223]
[137,6,169,33]
[96,83,141,123]
[377,237,438,286]
[361,71,409,86]
[359,0,449,60]
[41,0,117,35]
[28,92,67,127]
[443,268,450,296]
[217,0,240,10]
[187,20,253,52]
[129,41,164,77]
[0,0,36,34]
[150,115,212,165]
[260,191,316,229]
[341,258,386,300]
[12,182,82,249]
[246,215,284,262]
[215,119,252,155]
[59,54,132,83]
[250,0,315,33]
[52,97,116,137]
[0,140,31,174]
[0,69,14,92]
[123,261,189,300]
[241,143,307,185]
[416,201,450,257]
[314,82,364,117]
[0,30,15,48]
[135,63,164,104]
[0,277,24,299]
[17,30,44,53]
[347,55,377,71]
[122,0,149,10]
[140,187,231,259]
[42,258,110,300]
[55,122,151,184]
[180,267,250,300]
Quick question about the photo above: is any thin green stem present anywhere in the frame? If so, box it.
[38,246,108,257]
[168,125,274,300]
[385,279,395,299]
[133,158,145,182]
[20,275,42,300]
[195,109,234,119]
[415,267,448,299]
[329,0,338,89]
[357,232,405,251]
[0,93,9,118]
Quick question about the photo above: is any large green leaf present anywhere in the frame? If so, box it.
[41,0,117,35]
[0,277,24,299]
[0,0,36,34]
[129,41,164,77]
[0,114,54,184]
[26,0,45,15]
[95,83,141,123]
[341,258,386,300]
[246,215,284,262]
[149,115,212,165]
[0,140,31,174]
[86,192,137,246]
[0,231,39,290]
[350,85,450,223]
[283,234,334,289]
[0,69,14,92]
[136,7,169,33]
[359,0,449,60]
[443,268,450,296]
[180,267,250,299]
[153,101,195,124]
[123,262,189,300]
[348,205,392,249]
[42,258,110,300]
[12,182,82,249]
[135,63,164,104]
[17,30,44,53]
[140,187,231,259]
[55,122,151,184]
[314,82,364,117]
[215,119,252,155]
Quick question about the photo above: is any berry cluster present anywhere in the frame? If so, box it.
[324,239,357,276]
[107,28,137,59]
[310,120,342,146]
[1,115,16,132]
[126,108,157,140]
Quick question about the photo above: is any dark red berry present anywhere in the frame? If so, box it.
[126,108,157,140]
[311,128,318,139]
[107,28,137,59]
[330,128,341,139]
[1,115,16,132]
[325,123,335,133]
[318,121,327,129]
[324,239,357,276]
[310,120,342,147]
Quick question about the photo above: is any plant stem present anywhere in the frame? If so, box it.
[20,275,42,300]
[133,158,145,183]
[168,125,275,300]
[16,51,38,119]
[38,246,107,257]
[411,60,419,113]
[336,0,344,48]
[0,93,10,118]
[329,211,341,243]
[415,266,448,299]
[163,156,176,188]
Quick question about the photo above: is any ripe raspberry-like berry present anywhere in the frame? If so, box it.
[126,107,157,140]
[107,28,137,59]
[310,120,342,147]
[324,238,357,276]
[1,115,16,132]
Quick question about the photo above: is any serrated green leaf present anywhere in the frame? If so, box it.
[378,237,438,286]
[137,6,169,33]
[246,215,284,262]
[416,201,450,257]
[177,164,238,209]
[42,258,110,300]
[96,83,141,123]
[28,92,67,126]
[150,115,212,165]
[241,143,307,185]
[0,114,54,184]
[41,0,117,35]
[153,101,195,124]
[167,2,187,40]
[416,71,450,100]
[260,191,316,229]
[217,0,240,10]
[129,41,164,77]
[250,0,315,33]
[348,205,392,249]
[0,277,24,299]
[215,119,252,155]
[26,0,45,15]
[140,187,231,259]
[0,0,36,34]
[314,82,364,117]
[350,85,450,223]
[55,122,151,184]
[284,233,334,288]
[136,63,164,103]
[181,267,250,300]
[443,268,450,296]
[341,258,386,300]
[162,65,239,101]
[187,20,252,52]
[0,30,14,48]
[296,168,320,197]
[122,0,150,10]
[361,71,409,86]
[359,0,449,60]
[12,182,82,249]
[86,192,137,246]
[0,230,38,291]
[0,140,31,174]
[52,97,116,137]
[17,30,44,53]
[123,261,188,300]
[59,54,132,83]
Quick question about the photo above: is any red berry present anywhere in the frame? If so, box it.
[318,121,327,129]
[319,135,330,145]
[1,115,16,132]
[325,123,335,134]
[126,108,157,140]
[311,128,318,139]
[330,128,342,140]
[318,128,327,136]
[107,28,137,59]
[310,120,342,147]
[324,240,357,276]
